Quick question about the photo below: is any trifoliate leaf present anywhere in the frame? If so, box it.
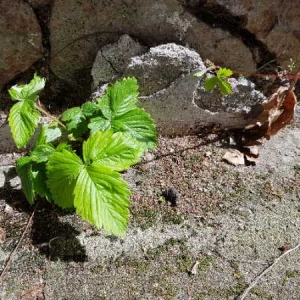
[112,108,157,150]
[9,100,40,148]
[81,101,101,117]
[204,77,218,91]
[88,117,111,135]
[217,67,233,79]
[31,144,55,163]
[219,79,233,95]
[47,149,83,208]
[16,156,35,204]
[20,73,46,101]
[105,77,139,116]
[74,162,130,235]
[83,130,143,170]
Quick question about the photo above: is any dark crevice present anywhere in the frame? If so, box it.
[181,0,278,70]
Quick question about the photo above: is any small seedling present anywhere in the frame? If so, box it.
[194,66,234,95]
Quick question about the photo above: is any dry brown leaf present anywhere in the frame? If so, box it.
[245,87,297,141]
[223,150,245,166]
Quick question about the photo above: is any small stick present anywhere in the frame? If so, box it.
[35,102,66,130]
[0,204,38,281]
[236,243,300,300]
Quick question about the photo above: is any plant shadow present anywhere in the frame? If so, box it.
[0,166,87,262]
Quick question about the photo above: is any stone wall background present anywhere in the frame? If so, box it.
[0,0,299,133]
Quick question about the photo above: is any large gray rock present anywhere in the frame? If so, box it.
[91,35,147,88]
[93,43,265,135]
[0,0,43,85]
[49,0,256,88]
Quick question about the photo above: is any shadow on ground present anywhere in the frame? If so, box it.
[0,167,87,262]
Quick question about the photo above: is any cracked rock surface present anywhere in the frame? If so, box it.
[0,120,300,299]
[0,0,43,85]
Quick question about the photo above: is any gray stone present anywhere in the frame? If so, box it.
[125,43,204,95]
[107,43,265,134]
[49,0,256,88]
[0,0,43,85]
[91,34,147,88]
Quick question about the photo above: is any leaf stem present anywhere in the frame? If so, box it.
[35,102,66,129]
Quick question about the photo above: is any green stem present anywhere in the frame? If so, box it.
[35,102,66,130]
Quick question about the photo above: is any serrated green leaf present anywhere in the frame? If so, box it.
[16,156,35,204]
[105,77,139,116]
[9,100,40,148]
[32,163,52,200]
[61,107,82,121]
[56,142,72,152]
[83,130,143,171]
[88,116,111,135]
[204,77,218,91]
[97,95,113,120]
[218,79,233,95]
[8,85,24,101]
[61,106,88,137]
[47,149,83,208]
[36,124,62,146]
[31,144,55,163]
[21,73,46,101]
[217,67,233,79]
[81,101,100,117]
[74,162,130,235]
[112,108,157,150]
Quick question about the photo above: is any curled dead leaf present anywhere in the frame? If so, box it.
[245,87,297,141]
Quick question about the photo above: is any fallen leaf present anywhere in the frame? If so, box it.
[189,261,199,275]
[223,150,245,166]
[245,87,297,141]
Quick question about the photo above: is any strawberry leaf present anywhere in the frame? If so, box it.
[9,100,40,148]
[74,162,130,236]
[204,77,218,91]
[83,130,143,170]
[47,149,83,208]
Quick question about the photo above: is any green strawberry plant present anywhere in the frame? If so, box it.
[8,74,157,236]
[194,66,234,95]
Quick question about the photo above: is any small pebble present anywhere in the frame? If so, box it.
[4,204,14,215]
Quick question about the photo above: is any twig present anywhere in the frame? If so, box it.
[0,204,38,281]
[35,102,66,129]
[236,243,300,300]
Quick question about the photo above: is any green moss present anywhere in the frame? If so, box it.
[132,206,184,230]
[286,270,300,278]
[113,256,150,274]
[198,256,212,273]
[132,208,160,230]
[146,238,186,260]
[153,278,177,299]
[252,288,273,300]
